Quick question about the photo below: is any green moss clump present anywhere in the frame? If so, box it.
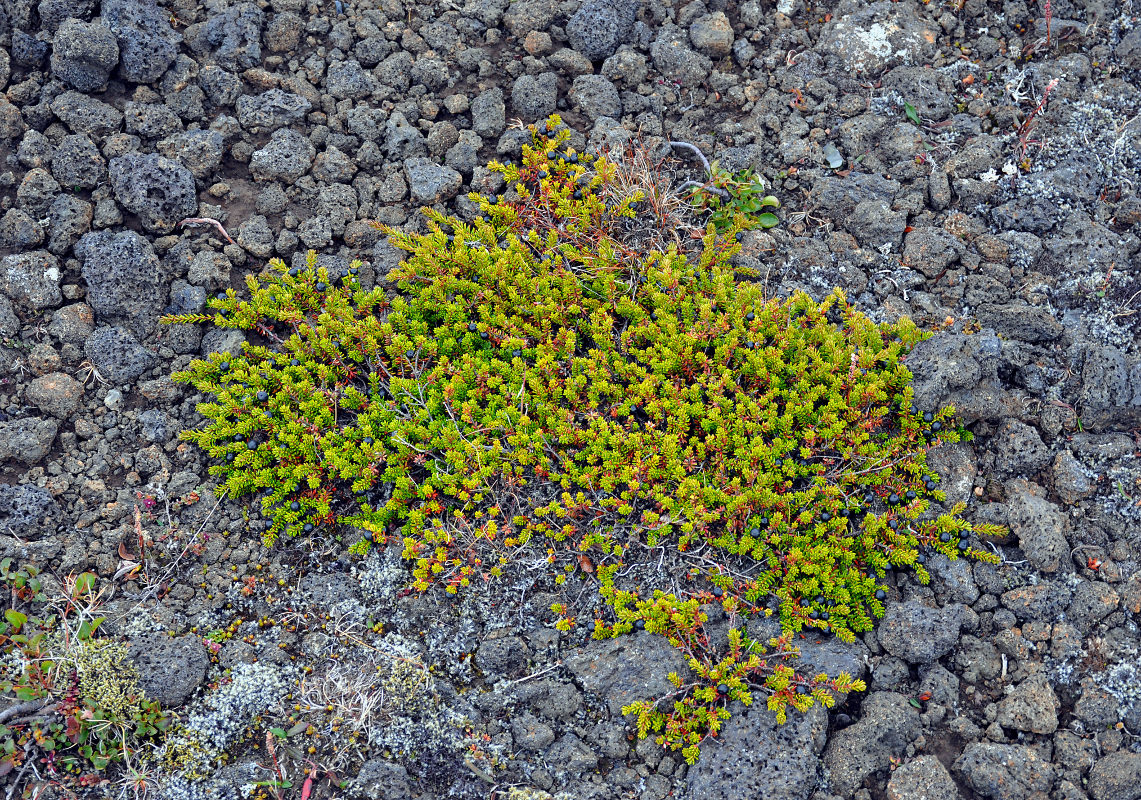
[167,115,1002,761]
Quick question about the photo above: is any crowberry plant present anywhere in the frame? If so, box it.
[167,115,1002,762]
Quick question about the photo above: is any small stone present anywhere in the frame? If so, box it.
[26,372,83,419]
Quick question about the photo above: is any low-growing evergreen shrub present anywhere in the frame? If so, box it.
[167,116,1001,762]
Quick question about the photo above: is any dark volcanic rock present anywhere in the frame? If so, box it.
[0,484,61,538]
[76,230,166,337]
[84,326,156,385]
[686,702,828,800]
[50,19,119,91]
[102,0,182,83]
[823,692,921,796]
[128,634,210,708]
[108,154,198,234]
[566,0,638,61]
[565,633,691,715]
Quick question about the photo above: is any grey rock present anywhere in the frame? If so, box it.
[108,153,197,234]
[50,19,119,92]
[200,327,245,357]
[503,0,561,38]
[1052,450,1096,504]
[0,484,61,538]
[471,88,506,139]
[685,702,827,800]
[76,230,166,337]
[1006,484,1069,573]
[974,303,1063,343]
[16,169,61,216]
[102,0,181,84]
[325,59,373,100]
[882,66,954,121]
[1088,751,1141,800]
[812,172,900,218]
[993,420,1051,478]
[123,101,182,139]
[128,634,209,707]
[954,743,1056,800]
[11,30,49,69]
[0,297,17,338]
[902,227,963,279]
[1,251,62,311]
[651,25,712,86]
[823,692,921,796]
[186,251,231,290]
[956,634,1002,684]
[0,209,44,249]
[84,326,156,385]
[472,634,524,675]
[199,66,244,107]
[1067,581,1119,634]
[410,57,449,92]
[1000,582,1073,623]
[818,1,938,77]
[0,418,59,466]
[566,0,637,61]
[265,11,303,53]
[545,733,598,776]
[689,12,734,58]
[924,442,976,507]
[1077,346,1141,432]
[1074,678,1119,730]
[569,75,621,121]
[183,2,264,72]
[885,755,959,800]
[48,303,95,342]
[26,372,83,418]
[51,134,105,189]
[236,89,312,133]
[138,409,174,443]
[384,112,427,160]
[907,332,1018,423]
[1117,26,1141,70]
[848,198,907,251]
[565,633,691,715]
[996,673,1059,734]
[351,760,411,800]
[156,130,225,179]
[249,128,316,184]
[877,600,969,664]
[512,711,556,752]
[37,0,97,33]
[926,553,979,605]
[297,216,331,249]
[311,146,356,183]
[0,98,25,140]
[403,158,463,206]
[236,215,275,257]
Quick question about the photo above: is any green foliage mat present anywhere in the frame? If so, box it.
[167,116,1000,762]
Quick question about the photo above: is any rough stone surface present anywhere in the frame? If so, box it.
[0,418,59,466]
[954,743,1057,800]
[1088,751,1141,800]
[102,0,182,83]
[50,19,119,92]
[565,634,691,715]
[0,484,61,538]
[249,128,316,183]
[108,154,198,234]
[566,0,638,61]
[1,251,62,311]
[885,755,959,800]
[26,372,83,419]
[76,230,166,337]
[823,692,921,796]
[685,702,828,800]
[995,672,1059,734]
[877,600,969,664]
[128,634,210,708]
[84,326,156,385]
[403,158,463,205]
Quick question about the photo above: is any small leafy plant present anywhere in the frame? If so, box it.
[680,159,780,232]
[168,115,1002,763]
[0,562,168,784]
